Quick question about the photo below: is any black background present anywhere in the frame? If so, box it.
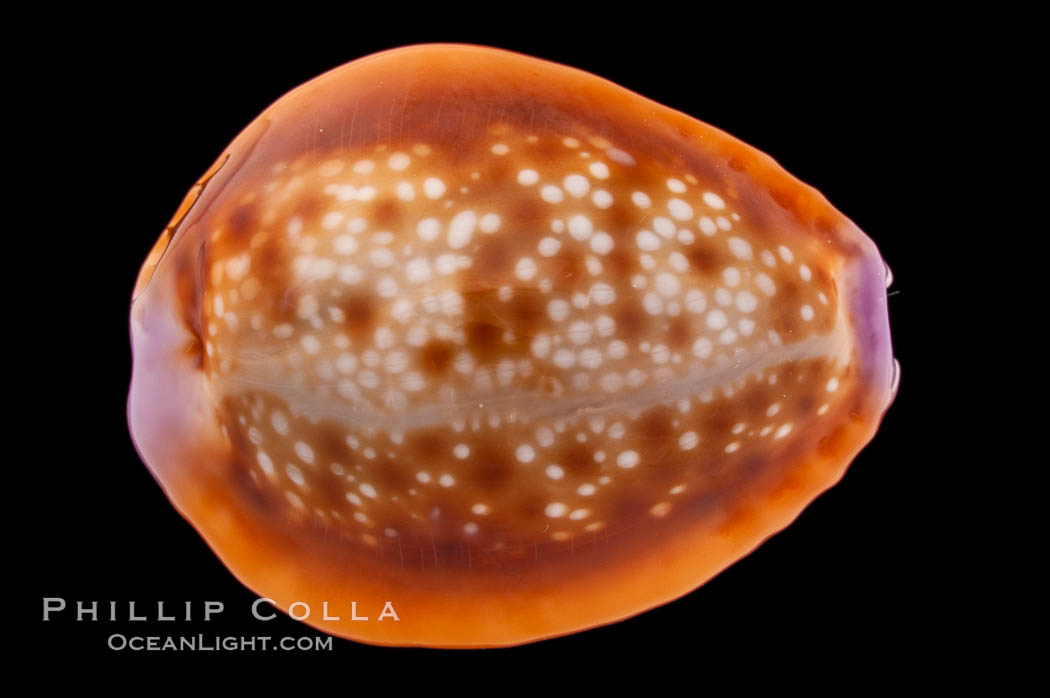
[23,12,954,674]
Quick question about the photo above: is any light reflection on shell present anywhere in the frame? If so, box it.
[127,44,896,648]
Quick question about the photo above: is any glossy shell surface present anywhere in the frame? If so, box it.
[128,44,896,647]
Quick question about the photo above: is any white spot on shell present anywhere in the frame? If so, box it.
[294,442,315,463]
[564,174,590,197]
[668,198,693,220]
[692,337,713,359]
[637,230,660,251]
[423,178,446,199]
[729,237,752,260]
[447,211,476,249]
[590,232,613,254]
[545,502,567,518]
[617,450,639,468]
[706,309,728,330]
[541,185,564,203]
[539,237,561,257]
[736,291,757,313]
[548,299,570,322]
[387,152,410,171]
[417,218,440,242]
[257,451,275,477]
[703,192,725,209]
[515,257,538,281]
[591,283,616,305]
[568,215,593,240]
[606,147,635,165]
[479,213,501,233]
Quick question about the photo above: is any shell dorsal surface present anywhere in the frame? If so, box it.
[128,44,896,648]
